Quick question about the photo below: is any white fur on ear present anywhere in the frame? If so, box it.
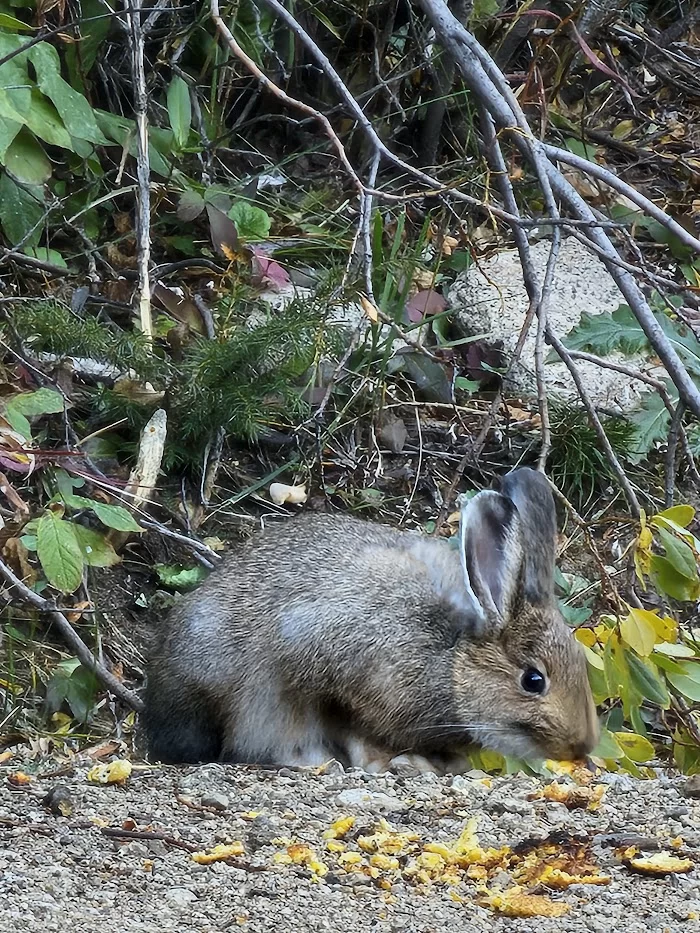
[457,492,489,635]
[459,489,522,632]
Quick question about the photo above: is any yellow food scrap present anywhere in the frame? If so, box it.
[7,772,31,786]
[484,887,570,918]
[240,811,262,820]
[337,851,363,869]
[357,819,419,856]
[192,842,245,864]
[538,781,605,810]
[325,840,346,854]
[628,853,694,875]
[535,865,611,889]
[513,838,609,889]
[370,854,400,871]
[323,815,355,839]
[274,843,328,877]
[86,759,132,785]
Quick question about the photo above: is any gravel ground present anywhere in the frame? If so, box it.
[2,758,700,933]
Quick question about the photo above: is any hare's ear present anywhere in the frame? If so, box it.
[461,490,523,631]
[498,467,557,604]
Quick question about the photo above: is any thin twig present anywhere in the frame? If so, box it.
[0,560,144,711]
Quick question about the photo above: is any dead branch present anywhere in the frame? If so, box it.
[0,559,144,712]
[126,0,153,339]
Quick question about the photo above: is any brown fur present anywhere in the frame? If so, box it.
[142,469,599,767]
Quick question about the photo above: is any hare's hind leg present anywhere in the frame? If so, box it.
[219,684,338,768]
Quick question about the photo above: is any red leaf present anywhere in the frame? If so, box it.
[250,246,291,291]
[405,289,447,324]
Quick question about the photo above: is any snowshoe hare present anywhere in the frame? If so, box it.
[143,468,598,770]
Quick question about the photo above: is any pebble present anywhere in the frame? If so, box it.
[200,793,229,811]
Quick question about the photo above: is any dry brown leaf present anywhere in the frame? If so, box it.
[7,771,31,786]
[360,295,379,323]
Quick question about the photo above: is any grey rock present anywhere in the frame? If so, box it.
[163,887,197,907]
[200,792,229,811]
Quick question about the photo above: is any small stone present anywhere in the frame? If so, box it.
[335,788,406,812]
[200,793,229,811]
[318,759,345,777]
[164,887,197,907]
[683,775,700,798]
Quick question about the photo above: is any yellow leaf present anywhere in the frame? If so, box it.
[655,505,695,528]
[614,732,655,762]
[575,628,596,648]
[620,609,657,656]
[612,119,635,140]
[649,614,677,643]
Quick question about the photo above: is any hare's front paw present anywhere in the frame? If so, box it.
[388,754,443,776]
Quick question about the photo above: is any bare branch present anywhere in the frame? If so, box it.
[0,560,144,712]
[126,0,153,339]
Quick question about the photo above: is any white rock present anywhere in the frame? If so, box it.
[447,236,665,412]
[335,788,406,812]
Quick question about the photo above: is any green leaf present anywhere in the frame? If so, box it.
[666,672,700,702]
[155,563,208,589]
[627,388,673,464]
[62,493,142,532]
[0,173,44,247]
[4,387,63,436]
[36,512,84,593]
[614,731,655,762]
[45,658,99,722]
[653,641,696,658]
[626,649,670,708]
[23,90,73,149]
[311,8,342,38]
[656,526,698,581]
[592,727,623,760]
[166,75,191,149]
[0,12,33,29]
[28,42,108,144]
[650,554,700,601]
[72,525,121,568]
[228,201,271,240]
[22,246,67,268]
[91,501,142,532]
[561,305,648,356]
[650,652,687,675]
[657,312,700,378]
[4,129,51,184]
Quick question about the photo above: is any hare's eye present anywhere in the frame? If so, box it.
[521,668,546,695]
